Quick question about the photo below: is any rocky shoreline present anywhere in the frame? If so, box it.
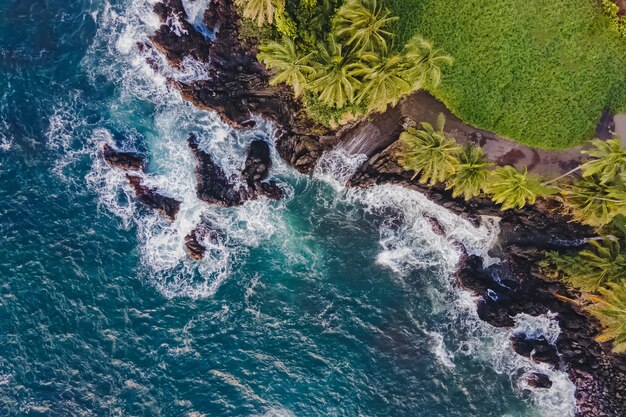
[107,0,626,415]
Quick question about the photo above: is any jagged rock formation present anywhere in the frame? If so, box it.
[102,144,182,220]
[102,144,145,171]
[126,174,181,220]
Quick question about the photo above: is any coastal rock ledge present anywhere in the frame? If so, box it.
[142,0,626,415]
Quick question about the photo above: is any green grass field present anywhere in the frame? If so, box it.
[384,0,626,149]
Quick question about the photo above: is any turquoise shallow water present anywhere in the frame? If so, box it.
[0,1,575,416]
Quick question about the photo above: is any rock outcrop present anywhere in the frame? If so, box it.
[102,144,145,171]
[102,144,182,220]
[188,135,253,207]
[126,174,181,220]
[243,140,283,200]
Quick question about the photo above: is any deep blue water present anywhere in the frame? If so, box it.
[0,1,576,416]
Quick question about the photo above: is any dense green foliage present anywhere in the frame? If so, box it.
[446,145,491,201]
[587,282,626,353]
[236,0,285,26]
[244,0,451,122]
[547,238,626,292]
[258,38,315,97]
[486,165,558,210]
[581,139,626,184]
[602,0,626,37]
[558,139,626,227]
[544,227,626,352]
[383,0,626,149]
[398,114,460,186]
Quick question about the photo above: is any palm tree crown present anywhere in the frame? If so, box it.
[236,0,285,26]
[398,113,461,186]
[487,165,558,210]
[562,175,626,227]
[586,282,626,353]
[401,35,453,89]
[309,35,365,108]
[333,0,398,54]
[258,38,315,97]
[446,145,491,200]
[582,139,626,184]
[355,53,411,113]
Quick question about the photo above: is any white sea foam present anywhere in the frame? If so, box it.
[314,149,368,191]
[74,0,290,298]
[313,149,576,417]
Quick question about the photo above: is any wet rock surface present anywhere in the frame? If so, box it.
[102,144,145,171]
[102,143,181,220]
[511,333,560,369]
[525,372,553,389]
[184,220,224,261]
[188,135,252,207]
[126,174,181,220]
[457,252,626,416]
[243,140,283,200]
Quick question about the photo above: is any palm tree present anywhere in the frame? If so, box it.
[486,165,558,210]
[236,0,285,26]
[308,35,365,109]
[550,239,626,292]
[561,175,626,227]
[586,282,626,353]
[400,35,453,90]
[333,0,398,54]
[398,113,461,186]
[446,145,492,200]
[543,138,626,186]
[582,138,626,184]
[258,38,315,97]
[355,53,411,113]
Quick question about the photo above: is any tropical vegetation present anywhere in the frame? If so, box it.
[586,282,626,353]
[238,0,452,123]
[237,0,626,354]
[486,166,558,210]
[383,0,626,148]
[446,145,491,201]
[602,0,626,37]
[398,114,460,186]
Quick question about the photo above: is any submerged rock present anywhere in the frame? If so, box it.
[525,372,553,389]
[125,174,181,220]
[102,144,145,171]
[511,333,560,368]
[183,221,224,261]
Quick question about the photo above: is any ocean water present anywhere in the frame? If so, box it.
[0,1,577,416]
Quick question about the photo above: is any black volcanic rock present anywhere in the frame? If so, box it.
[103,144,145,171]
[183,221,224,261]
[511,333,560,368]
[525,372,553,389]
[126,174,181,220]
[242,140,284,200]
[242,140,272,184]
[256,180,283,200]
[188,135,252,206]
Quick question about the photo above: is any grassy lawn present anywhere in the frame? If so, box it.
[384,0,626,149]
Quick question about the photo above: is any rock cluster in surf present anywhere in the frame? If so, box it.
[101,138,283,260]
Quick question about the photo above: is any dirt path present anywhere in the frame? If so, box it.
[338,91,619,177]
